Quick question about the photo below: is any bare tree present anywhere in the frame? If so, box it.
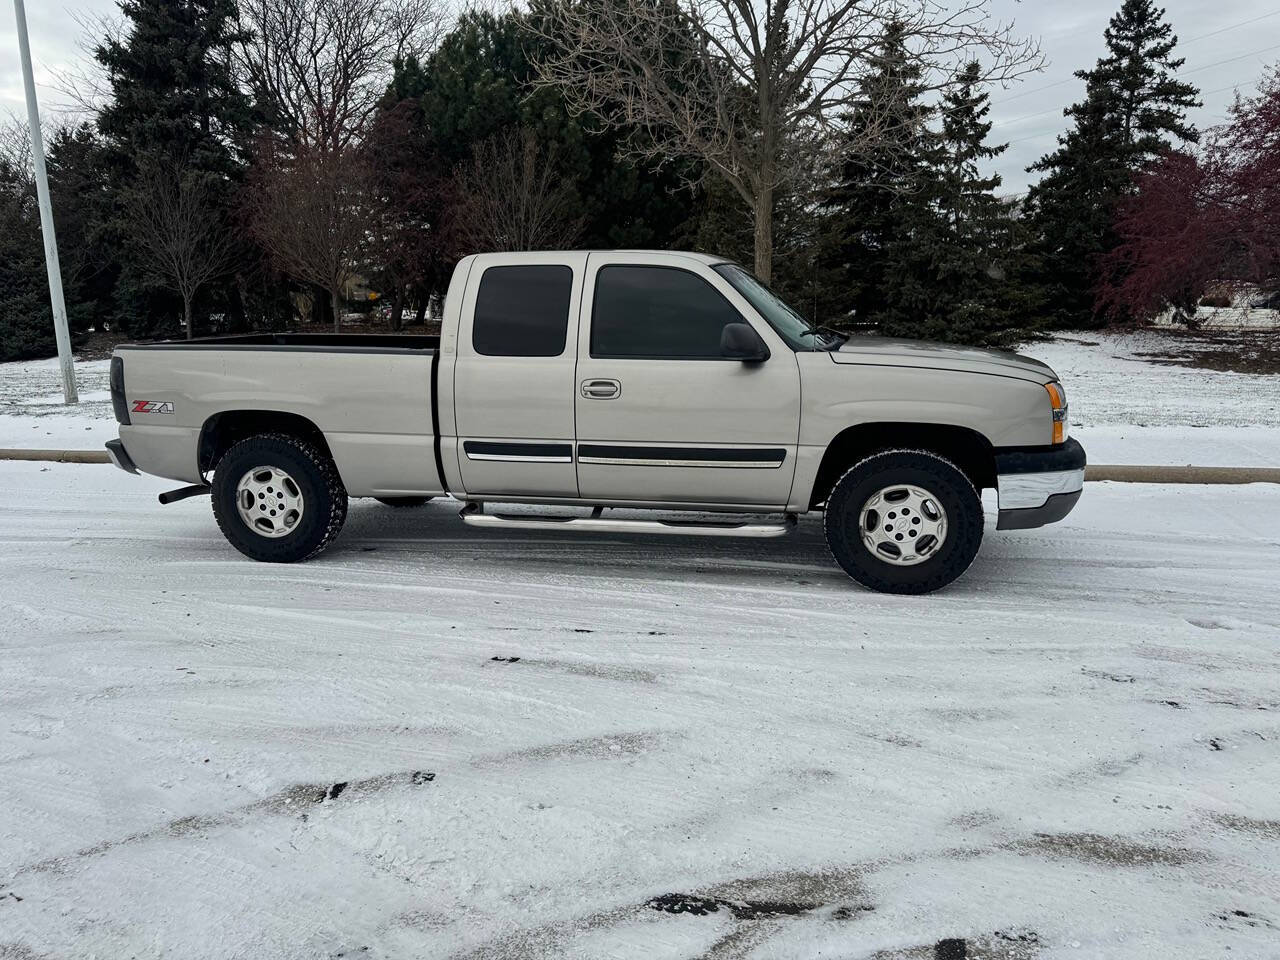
[49,9,125,118]
[0,114,34,184]
[363,99,445,330]
[122,160,239,339]
[235,0,448,151]
[445,129,586,254]
[532,0,1042,281]
[248,142,372,331]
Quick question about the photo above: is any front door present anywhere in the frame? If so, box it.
[573,253,801,508]
[452,254,586,498]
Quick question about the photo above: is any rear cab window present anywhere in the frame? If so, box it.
[473,265,574,357]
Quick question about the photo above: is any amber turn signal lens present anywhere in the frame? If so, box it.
[1045,382,1068,444]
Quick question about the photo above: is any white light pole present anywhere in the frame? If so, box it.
[13,0,77,404]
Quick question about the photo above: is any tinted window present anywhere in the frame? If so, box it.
[591,266,743,359]
[473,265,573,357]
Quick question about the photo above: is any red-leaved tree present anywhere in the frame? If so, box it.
[1100,66,1280,323]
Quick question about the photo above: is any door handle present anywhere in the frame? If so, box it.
[581,379,621,399]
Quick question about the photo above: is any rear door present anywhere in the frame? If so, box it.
[452,254,585,498]
[573,253,801,507]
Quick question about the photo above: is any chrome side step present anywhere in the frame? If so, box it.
[459,503,796,538]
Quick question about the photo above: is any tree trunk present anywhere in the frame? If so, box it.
[184,296,194,340]
[753,182,774,283]
[389,285,404,332]
[228,274,249,334]
[311,284,328,325]
[414,296,427,326]
[330,286,342,333]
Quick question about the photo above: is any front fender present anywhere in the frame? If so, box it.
[799,357,1051,449]
[788,355,1053,511]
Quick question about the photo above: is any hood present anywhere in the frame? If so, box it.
[830,336,1056,382]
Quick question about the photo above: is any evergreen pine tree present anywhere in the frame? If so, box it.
[0,160,55,361]
[46,125,120,337]
[94,0,253,337]
[417,10,697,257]
[1026,0,1200,328]
[937,64,1007,247]
[878,62,1033,345]
[95,0,251,176]
[821,22,933,326]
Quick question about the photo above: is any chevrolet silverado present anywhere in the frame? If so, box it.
[105,250,1085,594]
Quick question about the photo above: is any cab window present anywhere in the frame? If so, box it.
[591,265,743,359]
[473,265,573,357]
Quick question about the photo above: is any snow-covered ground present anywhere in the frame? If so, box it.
[2,331,1279,465]
[2,461,1278,959]
[0,357,113,449]
[1028,331,1280,467]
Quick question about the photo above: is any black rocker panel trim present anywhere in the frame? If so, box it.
[577,444,786,465]
[463,441,574,459]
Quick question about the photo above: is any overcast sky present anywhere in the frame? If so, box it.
[2,0,1278,194]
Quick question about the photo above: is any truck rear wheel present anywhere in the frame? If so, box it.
[211,433,348,563]
[824,450,983,595]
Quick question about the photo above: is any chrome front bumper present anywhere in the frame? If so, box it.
[995,438,1086,530]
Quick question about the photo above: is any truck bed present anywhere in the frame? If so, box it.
[113,334,443,497]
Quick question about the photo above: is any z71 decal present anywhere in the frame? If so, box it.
[131,400,175,415]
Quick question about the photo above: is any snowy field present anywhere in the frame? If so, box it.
[1030,331,1280,467]
[0,357,112,450]
[2,330,1279,465]
[2,461,1279,959]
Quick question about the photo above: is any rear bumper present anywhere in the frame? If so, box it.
[114,424,203,484]
[995,437,1086,530]
[105,439,138,475]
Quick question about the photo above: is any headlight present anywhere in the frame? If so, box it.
[1045,382,1068,444]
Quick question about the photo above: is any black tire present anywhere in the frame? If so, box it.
[211,432,348,563]
[374,496,433,507]
[824,449,983,595]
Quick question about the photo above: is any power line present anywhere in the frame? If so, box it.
[1182,41,1280,77]
[1180,8,1280,46]
[1201,78,1264,99]
[1002,72,1266,149]
[996,42,1280,129]
[1006,128,1063,149]
[992,9,1280,108]
[991,76,1074,109]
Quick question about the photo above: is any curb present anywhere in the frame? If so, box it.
[2,449,1279,484]
[1,449,109,464]
[1085,464,1280,484]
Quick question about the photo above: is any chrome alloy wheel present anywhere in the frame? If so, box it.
[235,465,304,538]
[858,483,947,566]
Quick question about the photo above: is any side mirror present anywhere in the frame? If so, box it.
[720,322,770,362]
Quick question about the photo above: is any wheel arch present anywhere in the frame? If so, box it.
[809,422,996,511]
[199,410,334,475]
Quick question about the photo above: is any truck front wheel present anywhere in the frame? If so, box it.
[211,433,348,562]
[824,450,983,594]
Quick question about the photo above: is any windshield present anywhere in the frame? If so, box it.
[713,263,838,351]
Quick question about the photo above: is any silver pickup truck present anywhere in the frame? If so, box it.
[105,250,1084,594]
